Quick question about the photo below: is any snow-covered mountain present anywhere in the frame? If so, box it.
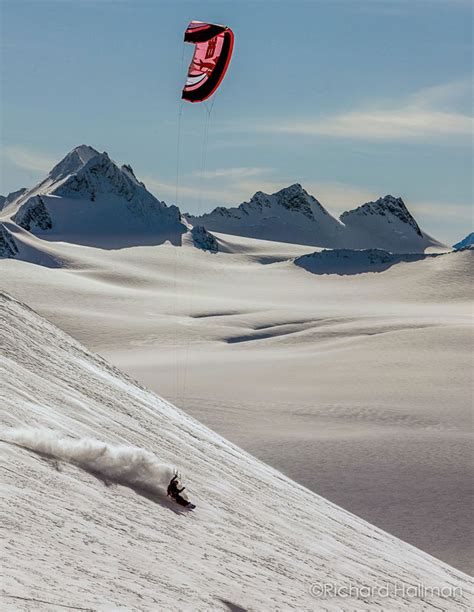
[339,195,439,252]
[453,232,474,250]
[187,183,346,248]
[1,147,447,254]
[188,187,445,253]
[1,291,471,610]
[2,145,186,248]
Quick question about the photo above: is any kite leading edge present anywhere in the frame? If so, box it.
[182,21,234,103]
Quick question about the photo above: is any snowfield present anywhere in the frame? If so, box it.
[1,225,472,574]
[1,293,472,611]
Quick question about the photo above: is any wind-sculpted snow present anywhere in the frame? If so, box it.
[0,428,176,496]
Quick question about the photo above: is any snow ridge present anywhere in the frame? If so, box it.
[0,187,28,214]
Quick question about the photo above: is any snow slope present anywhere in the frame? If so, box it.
[2,145,186,248]
[1,292,472,610]
[1,230,472,573]
[188,187,445,253]
[453,232,474,250]
[0,188,28,213]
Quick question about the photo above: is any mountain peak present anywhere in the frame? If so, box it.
[49,145,101,182]
[341,195,423,237]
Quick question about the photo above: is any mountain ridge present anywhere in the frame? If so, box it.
[1,145,447,253]
[188,186,445,253]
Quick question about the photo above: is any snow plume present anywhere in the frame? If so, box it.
[1,428,177,495]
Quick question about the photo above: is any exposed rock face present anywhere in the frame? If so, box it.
[191,225,218,252]
[0,224,19,258]
[12,196,53,232]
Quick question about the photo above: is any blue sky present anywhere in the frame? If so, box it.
[1,0,472,243]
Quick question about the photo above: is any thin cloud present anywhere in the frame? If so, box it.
[143,176,239,206]
[258,81,473,142]
[265,109,471,142]
[194,167,272,180]
[410,201,472,220]
[3,146,58,173]
[146,173,382,216]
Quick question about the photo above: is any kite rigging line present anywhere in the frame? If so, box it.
[172,43,186,404]
[178,96,216,405]
[173,20,234,406]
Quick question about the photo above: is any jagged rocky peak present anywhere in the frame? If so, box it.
[246,184,325,219]
[0,224,19,258]
[278,183,327,218]
[49,145,101,182]
[341,195,423,236]
[50,147,173,215]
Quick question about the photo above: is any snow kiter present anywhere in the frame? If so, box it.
[167,474,195,509]
[182,20,234,103]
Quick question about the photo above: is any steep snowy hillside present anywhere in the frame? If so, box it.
[187,183,346,247]
[189,188,445,253]
[453,232,474,250]
[1,292,471,610]
[2,145,186,248]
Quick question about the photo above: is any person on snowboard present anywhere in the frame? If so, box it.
[167,474,190,507]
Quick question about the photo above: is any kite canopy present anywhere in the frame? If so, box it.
[182,21,234,103]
